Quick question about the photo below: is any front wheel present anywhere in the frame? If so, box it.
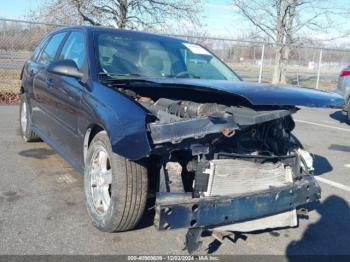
[84,131,148,232]
[19,94,40,142]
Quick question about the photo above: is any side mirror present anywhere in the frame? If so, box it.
[47,59,84,79]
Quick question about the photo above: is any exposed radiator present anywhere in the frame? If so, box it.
[203,159,293,196]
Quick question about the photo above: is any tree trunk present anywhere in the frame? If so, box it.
[272,45,285,84]
[281,45,291,84]
[117,0,128,28]
[281,0,297,85]
[272,0,289,84]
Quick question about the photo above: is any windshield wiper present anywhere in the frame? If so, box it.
[99,72,143,80]
[98,72,160,88]
[166,74,201,79]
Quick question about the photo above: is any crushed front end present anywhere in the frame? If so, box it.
[115,85,321,234]
[143,98,320,232]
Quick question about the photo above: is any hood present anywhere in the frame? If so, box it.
[140,78,344,108]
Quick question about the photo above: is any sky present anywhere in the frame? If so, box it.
[0,0,43,18]
[202,0,241,36]
[1,0,350,43]
[0,0,247,36]
[202,0,350,41]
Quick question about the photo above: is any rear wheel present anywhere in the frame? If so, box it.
[84,131,148,232]
[19,94,40,142]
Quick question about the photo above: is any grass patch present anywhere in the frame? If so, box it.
[0,69,21,104]
[0,69,21,94]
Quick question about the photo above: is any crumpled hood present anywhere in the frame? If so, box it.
[144,78,344,108]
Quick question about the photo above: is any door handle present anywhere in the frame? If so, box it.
[29,69,35,77]
[47,78,53,88]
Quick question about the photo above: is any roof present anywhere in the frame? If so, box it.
[53,25,186,42]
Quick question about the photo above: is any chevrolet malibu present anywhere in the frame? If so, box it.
[20,26,343,249]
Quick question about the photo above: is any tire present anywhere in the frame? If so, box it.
[19,94,40,142]
[84,131,148,232]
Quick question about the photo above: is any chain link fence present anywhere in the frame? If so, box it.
[0,18,62,100]
[1,17,350,101]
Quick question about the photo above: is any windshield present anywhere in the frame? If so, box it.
[95,32,240,81]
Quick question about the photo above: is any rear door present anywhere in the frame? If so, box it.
[23,35,50,125]
[22,35,50,97]
[31,32,67,136]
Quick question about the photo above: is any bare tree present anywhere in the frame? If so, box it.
[233,0,350,84]
[36,0,203,30]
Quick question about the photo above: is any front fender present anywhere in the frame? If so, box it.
[80,82,152,160]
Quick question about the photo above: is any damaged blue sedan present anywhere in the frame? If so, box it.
[19,26,343,249]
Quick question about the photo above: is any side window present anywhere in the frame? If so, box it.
[59,31,86,70]
[37,32,66,65]
[32,36,50,61]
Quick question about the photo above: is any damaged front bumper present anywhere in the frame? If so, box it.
[154,175,320,231]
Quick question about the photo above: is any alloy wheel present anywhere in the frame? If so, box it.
[89,146,112,215]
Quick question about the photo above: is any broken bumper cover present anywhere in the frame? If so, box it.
[154,176,320,231]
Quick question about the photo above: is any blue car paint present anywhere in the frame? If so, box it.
[22,26,345,174]
[84,82,152,160]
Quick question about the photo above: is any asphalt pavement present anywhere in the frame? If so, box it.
[0,105,349,256]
